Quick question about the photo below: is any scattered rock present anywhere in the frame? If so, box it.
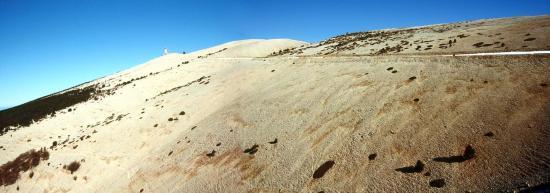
[484,131,494,137]
[271,70,275,72]
[29,171,34,178]
[387,67,394,71]
[368,153,377,160]
[524,38,536,41]
[179,111,185,115]
[243,144,259,155]
[216,143,221,146]
[168,118,174,121]
[168,151,173,156]
[409,76,417,81]
[191,126,197,130]
[206,150,216,157]
[268,138,278,144]
[429,179,445,188]
[140,188,144,193]
[392,70,398,73]
[463,145,475,160]
[153,124,158,127]
[313,160,335,179]
[433,144,475,163]
[413,98,420,102]
[541,83,548,87]
[396,160,424,173]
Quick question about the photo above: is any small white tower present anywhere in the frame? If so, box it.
[163,48,168,55]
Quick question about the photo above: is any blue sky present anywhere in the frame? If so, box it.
[0,0,549,108]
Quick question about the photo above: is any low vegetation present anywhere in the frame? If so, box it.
[0,148,49,186]
[0,85,102,136]
[64,161,81,174]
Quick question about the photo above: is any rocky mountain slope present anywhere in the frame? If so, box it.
[1,15,549,193]
[273,15,550,56]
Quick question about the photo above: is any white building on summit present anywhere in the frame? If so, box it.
[163,48,168,55]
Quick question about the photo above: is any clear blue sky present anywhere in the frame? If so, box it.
[1,0,549,108]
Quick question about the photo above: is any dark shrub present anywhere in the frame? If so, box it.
[0,85,99,136]
[0,148,49,186]
[65,161,80,174]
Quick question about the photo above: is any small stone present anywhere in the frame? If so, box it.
[429,179,445,188]
[368,153,377,160]
[463,145,475,160]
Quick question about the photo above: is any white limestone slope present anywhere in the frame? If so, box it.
[1,17,549,193]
